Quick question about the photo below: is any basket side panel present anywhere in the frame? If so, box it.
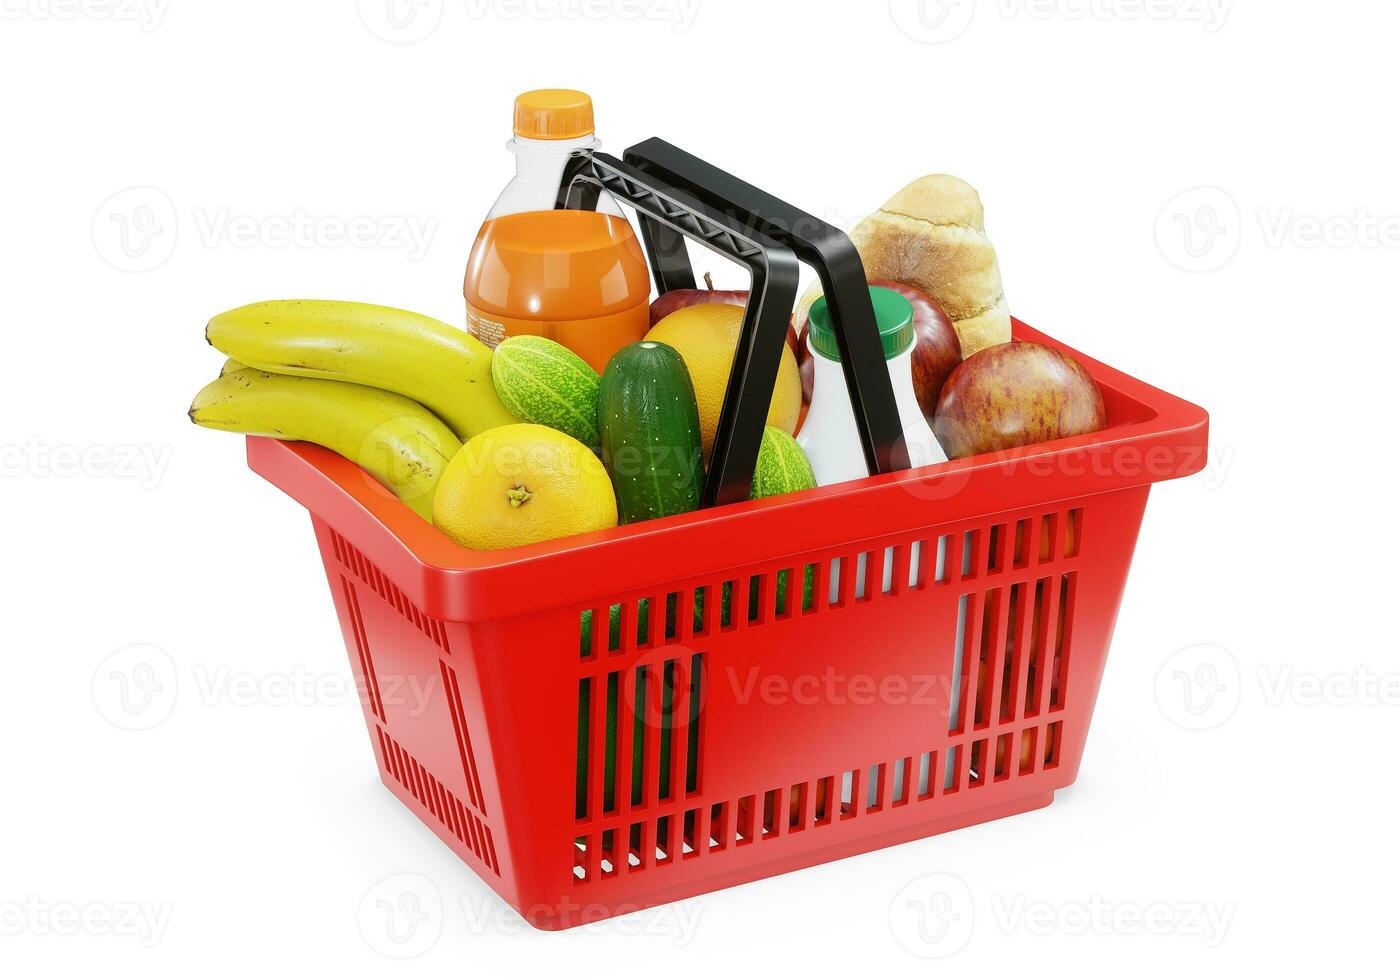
[310,518,510,903]
[480,486,1152,926]
[455,605,599,925]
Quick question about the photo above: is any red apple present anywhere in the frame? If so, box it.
[934,342,1106,459]
[794,319,814,405]
[869,280,961,426]
[648,281,751,327]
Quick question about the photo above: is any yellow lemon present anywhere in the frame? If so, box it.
[433,423,616,550]
[645,303,801,455]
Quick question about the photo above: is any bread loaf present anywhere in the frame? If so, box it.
[797,175,1012,357]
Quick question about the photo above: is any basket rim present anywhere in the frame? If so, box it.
[247,318,1207,621]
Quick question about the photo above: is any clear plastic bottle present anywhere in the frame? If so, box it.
[464,89,651,375]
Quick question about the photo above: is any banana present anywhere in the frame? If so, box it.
[190,368,460,521]
[219,357,245,376]
[206,300,517,441]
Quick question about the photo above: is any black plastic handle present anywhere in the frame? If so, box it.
[623,139,911,479]
[556,142,908,508]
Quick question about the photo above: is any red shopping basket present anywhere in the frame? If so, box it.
[245,143,1207,930]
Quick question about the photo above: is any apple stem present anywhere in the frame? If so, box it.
[704,271,714,291]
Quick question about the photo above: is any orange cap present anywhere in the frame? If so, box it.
[513,89,594,140]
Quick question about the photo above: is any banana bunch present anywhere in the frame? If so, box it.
[205,300,516,440]
[190,368,459,520]
[191,300,518,521]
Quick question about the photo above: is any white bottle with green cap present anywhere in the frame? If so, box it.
[797,284,948,488]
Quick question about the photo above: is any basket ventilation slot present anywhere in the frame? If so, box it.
[571,509,1075,657]
[571,714,1065,883]
[575,652,705,824]
[440,660,487,816]
[340,576,384,724]
[330,529,450,653]
[569,507,1083,885]
[377,726,499,876]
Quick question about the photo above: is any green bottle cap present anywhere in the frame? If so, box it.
[808,286,914,361]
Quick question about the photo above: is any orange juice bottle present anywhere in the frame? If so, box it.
[464,90,651,375]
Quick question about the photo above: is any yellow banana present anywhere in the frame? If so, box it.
[206,300,516,441]
[219,357,245,376]
[189,368,460,521]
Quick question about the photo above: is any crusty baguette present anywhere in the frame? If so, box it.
[797,175,1012,356]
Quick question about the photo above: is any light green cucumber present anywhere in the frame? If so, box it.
[491,335,600,447]
[749,425,817,499]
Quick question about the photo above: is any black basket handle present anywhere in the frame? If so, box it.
[557,142,909,509]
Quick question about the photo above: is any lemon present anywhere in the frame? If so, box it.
[645,303,802,455]
[433,423,617,550]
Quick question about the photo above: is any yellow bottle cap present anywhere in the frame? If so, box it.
[513,89,595,140]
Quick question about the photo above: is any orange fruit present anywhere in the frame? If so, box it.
[432,423,616,550]
[645,303,801,455]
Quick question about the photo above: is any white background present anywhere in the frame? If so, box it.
[2,0,1394,974]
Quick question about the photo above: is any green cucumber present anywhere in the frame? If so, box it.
[491,335,600,447]
[598,341,703,524]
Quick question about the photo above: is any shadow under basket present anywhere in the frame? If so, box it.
[247,319,1207,930]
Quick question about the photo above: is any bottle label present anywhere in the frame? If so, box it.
[463,300,648,375]
[465,304,506,349]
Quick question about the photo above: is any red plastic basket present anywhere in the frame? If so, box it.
[247,317,1207,930]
